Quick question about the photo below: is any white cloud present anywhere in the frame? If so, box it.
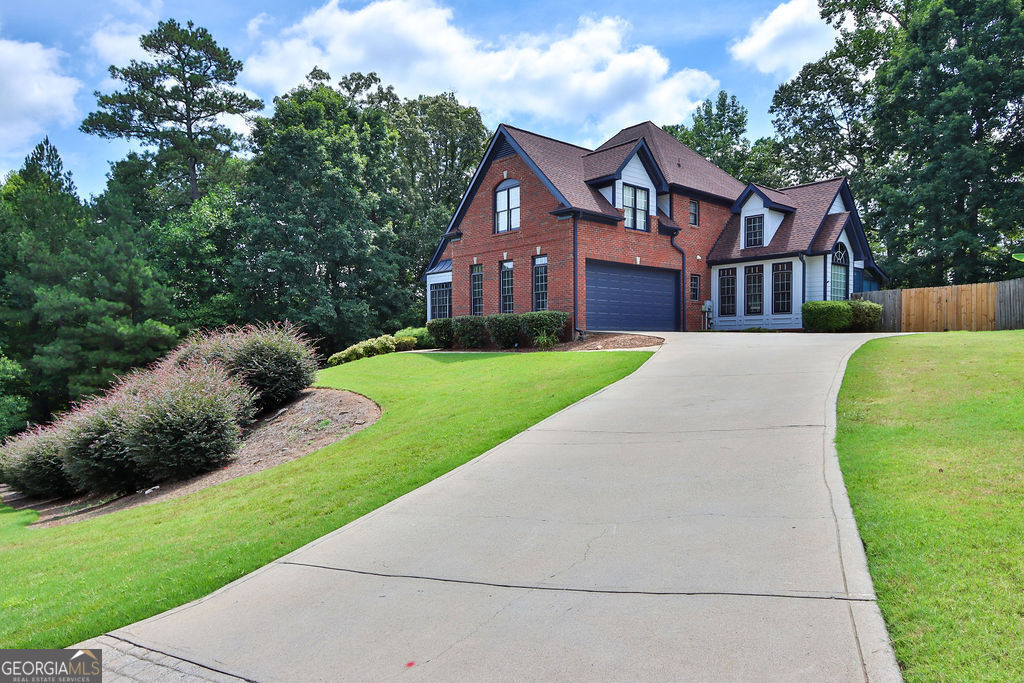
[247,13,270,40]
[729,0,837,77]
[0,37,81,161]
[244,0,717,140]
[90,21,148,67]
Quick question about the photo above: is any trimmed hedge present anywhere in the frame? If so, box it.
[426,318,455,348]
[394,326,436,349]
[520,311,571,345]
[426,312,572,349]
[0,425,77,498]
[452,316,489,348]
[849,299,883,332]
[171,323,318,413]
[802,301,855,332]
[485,314,521,348]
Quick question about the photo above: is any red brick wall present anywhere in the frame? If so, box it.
[669,193,733,331]
[442,149,735,333]
[448,154,573,318]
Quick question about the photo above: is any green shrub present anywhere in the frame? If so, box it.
[520,311,570,346]
[394,337,417,351]
[485,314,522,348]
[802,301,854,332]
[0,425,77,498]
[128,363,255,482]
[533,331,559,350]
[62,394,147,495]
[849,299,883,331]
[171,323,318,413]
[394,326,436,349]
[426,318,455,348]
[327,335,397,366]
[452,316,490,348]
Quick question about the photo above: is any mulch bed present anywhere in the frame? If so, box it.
[0,388,380,528]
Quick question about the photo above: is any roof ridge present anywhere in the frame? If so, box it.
[501,124,592,152]
[582,138,640,156]
[779,176,846,190]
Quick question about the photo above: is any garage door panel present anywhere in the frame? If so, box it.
[586,260,679,331]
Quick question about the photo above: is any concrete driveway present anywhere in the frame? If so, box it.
[83,333,900,682]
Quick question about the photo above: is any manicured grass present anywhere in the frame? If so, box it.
[0,351,649,648]
[837,331,1024,681]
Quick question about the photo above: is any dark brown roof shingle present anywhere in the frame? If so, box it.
[597,122,746,201]
[707,178,847,263]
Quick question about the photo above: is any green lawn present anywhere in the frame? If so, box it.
[0,351,649,648]
[837,331,1024,681]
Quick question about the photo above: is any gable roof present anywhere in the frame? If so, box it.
[596,122,746,202]
[708,177,849,264]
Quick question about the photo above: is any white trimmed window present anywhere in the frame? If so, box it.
[495,180,520,233]
[744,215,764,248]
[623,184,649,231]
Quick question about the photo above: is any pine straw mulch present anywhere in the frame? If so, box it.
[0,388,380,528]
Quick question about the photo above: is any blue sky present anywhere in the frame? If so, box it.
[0,0,838,198]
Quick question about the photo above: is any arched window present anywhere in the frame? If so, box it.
[495,179,520,233]
[831,243,850,300]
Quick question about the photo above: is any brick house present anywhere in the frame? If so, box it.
[424,121,885,332]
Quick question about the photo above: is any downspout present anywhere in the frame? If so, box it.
[573,213,583,339]
[669,230,687,332]
[798,253,807,303]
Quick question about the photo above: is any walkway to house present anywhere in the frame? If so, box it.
[81,333,900,681]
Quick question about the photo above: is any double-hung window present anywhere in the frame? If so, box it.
[744,265,763,315]
[689,200,699,226]
[495,180,520,233]
[429,282,451,320]
[532,256,548,311]
[744,214,764,248]
[623,184,649,231]
[689,273,701,301]
[772,262,793,314]
[470,264,483,315]
[718,268,736,316]
[499,261,514,313]
[831,243,850,300]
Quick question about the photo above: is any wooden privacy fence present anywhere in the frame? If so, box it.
[855,276,1024,332]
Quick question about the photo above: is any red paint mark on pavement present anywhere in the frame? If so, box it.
[406,662,415,668]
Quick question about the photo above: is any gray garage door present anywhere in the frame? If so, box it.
[585,259,680,331]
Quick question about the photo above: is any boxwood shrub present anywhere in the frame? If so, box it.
[848,299,883,331]
[394,326,435,349]
[0,425,77,498]
[801,301,855,332]
[452,316,490,348]
[485,314,521,348]
[426,318,455,348]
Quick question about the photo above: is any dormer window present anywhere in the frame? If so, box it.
[744,214,764,248]
[495,180,520,233]
[623,184,649,231]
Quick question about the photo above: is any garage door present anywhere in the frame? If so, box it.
[585,259,680,331]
